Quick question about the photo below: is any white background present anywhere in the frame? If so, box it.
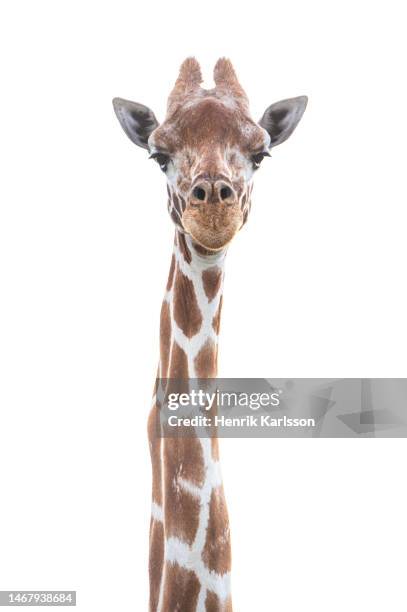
[0,1,406,610]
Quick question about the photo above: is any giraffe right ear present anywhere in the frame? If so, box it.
[112,98,159,149]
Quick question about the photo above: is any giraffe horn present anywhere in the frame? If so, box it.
[175,57,203,89]
[167,57,202,113]
[213,57,249,106]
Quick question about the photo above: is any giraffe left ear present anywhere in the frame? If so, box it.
[259,96,308,148]
[112,97,159,149]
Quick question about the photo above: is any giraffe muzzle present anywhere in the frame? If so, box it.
[182,182,243,251]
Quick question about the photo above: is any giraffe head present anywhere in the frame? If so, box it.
[113,58,307,251]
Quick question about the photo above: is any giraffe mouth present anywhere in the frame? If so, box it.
[182,209,243,251]
[187,229,232,252]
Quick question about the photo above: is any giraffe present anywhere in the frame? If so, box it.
[113,58,307,611]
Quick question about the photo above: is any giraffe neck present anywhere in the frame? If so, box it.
[148,230,232,612]
[160,231,226,380]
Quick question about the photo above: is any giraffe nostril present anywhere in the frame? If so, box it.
[220,186,233,201]
[192,186,206,201]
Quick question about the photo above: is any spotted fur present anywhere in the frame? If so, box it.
[149,233,230,611]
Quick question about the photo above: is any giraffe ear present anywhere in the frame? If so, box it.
[112,98,159,149]
[259,96,307,148]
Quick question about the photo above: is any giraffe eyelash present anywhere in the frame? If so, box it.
[251,151,271,169]
[149,152,171,172]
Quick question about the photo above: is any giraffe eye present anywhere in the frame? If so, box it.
[149,152,170,172]
[251,151,271,169]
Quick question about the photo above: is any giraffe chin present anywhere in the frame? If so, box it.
[182,211,243,252]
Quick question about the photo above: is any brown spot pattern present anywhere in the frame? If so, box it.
[173,269,202,338]
[194,242,214,257]
[149,519,164,612]
[168,341,189,379]
[147,403,162,505]
[202,266,222,302]
[162,562,201,611]
[205,590,219,611]
[165,435,205,487]
[166,255,175,291]
[153,371,159,395]
[211,435,220,461]
[212,295,223,334]
[178,231,192,264]
[164,460,200,544]
[202,486,232,575]
[194,338,217,378]
[173,192,181,214]
[170,207,182,227]
[179,195,187,212]
[205,591,233,612]
[160,301,171,379]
